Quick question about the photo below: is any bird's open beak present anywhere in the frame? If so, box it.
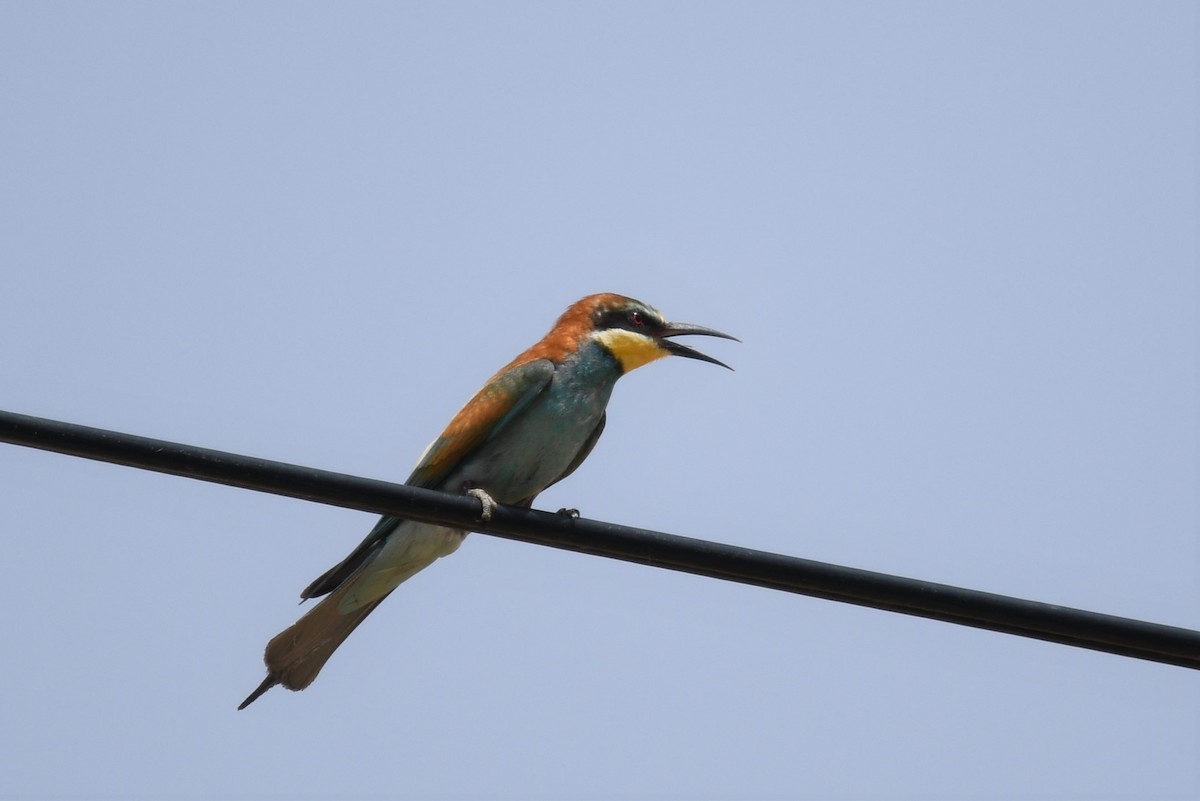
[659,322,739,370]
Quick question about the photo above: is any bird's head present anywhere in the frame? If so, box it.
[566,293,738,373]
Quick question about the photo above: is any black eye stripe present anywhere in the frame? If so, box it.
[596,306,660,333]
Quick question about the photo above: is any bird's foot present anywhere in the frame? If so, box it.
[466,487,498,523]
[557,507,580,519]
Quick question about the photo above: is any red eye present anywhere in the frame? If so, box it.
[629,310,645,327]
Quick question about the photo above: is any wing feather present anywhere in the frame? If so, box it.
[299,359,556,600]
[407,358,556,488]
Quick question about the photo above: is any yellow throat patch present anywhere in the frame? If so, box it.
[593,328,668,373]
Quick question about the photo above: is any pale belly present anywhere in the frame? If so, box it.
[338,520,465,611]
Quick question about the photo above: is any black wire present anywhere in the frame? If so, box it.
[2,408,1197,670]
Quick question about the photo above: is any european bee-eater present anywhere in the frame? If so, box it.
[239,292,735,709]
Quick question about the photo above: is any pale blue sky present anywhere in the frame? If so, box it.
[2,2,1197,799]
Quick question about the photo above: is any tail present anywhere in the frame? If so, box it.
[239,519,465,709]
[238,581,390,710]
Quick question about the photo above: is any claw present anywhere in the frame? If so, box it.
[467,487,498,522]
[557,507,580,519]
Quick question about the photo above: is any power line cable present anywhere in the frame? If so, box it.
[1,408,1196,671]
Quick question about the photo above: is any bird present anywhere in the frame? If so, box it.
[238,292,735,709]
